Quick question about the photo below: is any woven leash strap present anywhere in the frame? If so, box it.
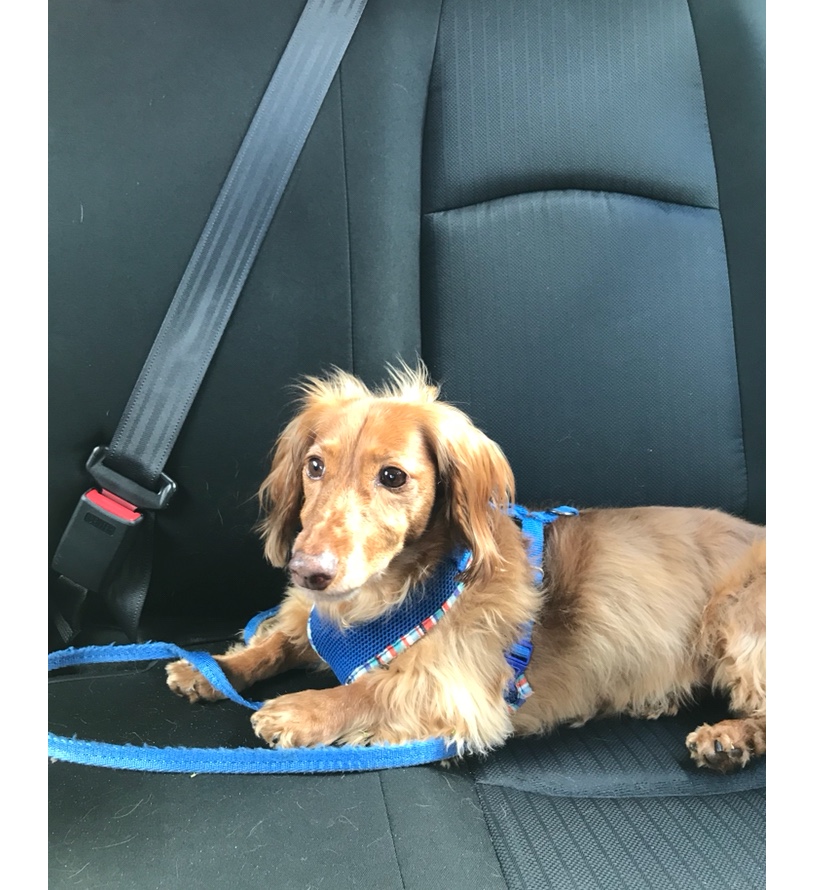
[48,641,458,774]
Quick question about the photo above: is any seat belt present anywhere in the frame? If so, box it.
[51,0,368,643]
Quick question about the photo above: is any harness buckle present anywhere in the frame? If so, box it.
[505,638,533,674]
[548,505,579,517]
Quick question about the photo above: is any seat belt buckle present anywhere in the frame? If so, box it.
[51,446,178,593]
[51,488,144,593]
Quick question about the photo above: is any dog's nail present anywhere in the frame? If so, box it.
[714,739,724,753]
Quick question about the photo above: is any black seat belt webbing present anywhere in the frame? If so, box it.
[51,0,368,641]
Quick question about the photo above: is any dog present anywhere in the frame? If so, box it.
[166,364,766,773]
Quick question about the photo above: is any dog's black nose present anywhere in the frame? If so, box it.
[288,551,338,591]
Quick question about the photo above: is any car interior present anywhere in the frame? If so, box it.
[49,0,766,887]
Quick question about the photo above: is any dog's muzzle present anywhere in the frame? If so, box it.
[288,550,338,591]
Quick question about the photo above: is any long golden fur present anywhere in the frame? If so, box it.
[166,365,766,773]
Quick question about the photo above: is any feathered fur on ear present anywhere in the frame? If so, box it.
[257,409,315,568]
[257,370,370,567]
[424,402,515,586]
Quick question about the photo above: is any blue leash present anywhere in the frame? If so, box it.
[48,640,458,773]
[48,505,578,774]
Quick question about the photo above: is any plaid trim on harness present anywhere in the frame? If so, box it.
[508,673,534,709]
[345,583,465,683]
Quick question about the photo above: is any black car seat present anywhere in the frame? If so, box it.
[49,1,766,887]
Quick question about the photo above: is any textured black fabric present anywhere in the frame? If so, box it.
[49,662,505,890]
[379,768,508,890]
[423,190,745,512]
[422,0,718,214]
[687,0,766,524]
[477,784,765,890]
[50,758,403,890]
[419,0,749,515]
[473,698,766,799]
[332,0,443,384]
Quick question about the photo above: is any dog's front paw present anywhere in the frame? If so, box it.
[686,721,753,773]
[165,659,226,703]
[251,690,360,748]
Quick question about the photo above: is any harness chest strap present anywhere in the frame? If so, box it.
[307,504,579,710]
[307,549,472,685]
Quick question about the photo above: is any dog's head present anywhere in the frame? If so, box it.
[258,364,514,603]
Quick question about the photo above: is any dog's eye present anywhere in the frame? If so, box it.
[378,466,407,489]
[305,456,325,480]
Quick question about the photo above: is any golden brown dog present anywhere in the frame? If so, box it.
[166,365,766,773]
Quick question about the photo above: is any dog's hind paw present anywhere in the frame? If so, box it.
[686,718,764,773]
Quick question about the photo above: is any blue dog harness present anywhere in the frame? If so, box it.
[308,504,579,710]
[308,549,473,685]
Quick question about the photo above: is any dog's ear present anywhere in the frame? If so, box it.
[425,403,515,586]
[257,407,315,568]
[258,370,369,567]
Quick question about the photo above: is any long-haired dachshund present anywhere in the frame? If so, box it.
[166,365,766,773]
